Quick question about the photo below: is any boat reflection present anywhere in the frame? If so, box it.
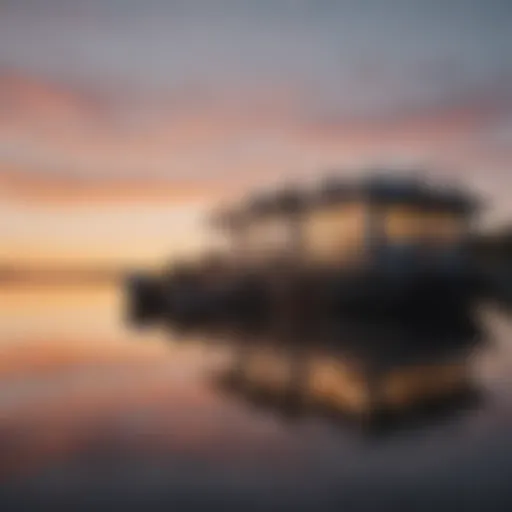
[163,312,487,437]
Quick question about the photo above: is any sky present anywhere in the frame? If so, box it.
[1,0,512,266]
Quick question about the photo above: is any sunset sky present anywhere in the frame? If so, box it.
[1,0,512,267]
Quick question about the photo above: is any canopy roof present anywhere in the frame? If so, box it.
[316,173,480,214]
[210,171,481,228]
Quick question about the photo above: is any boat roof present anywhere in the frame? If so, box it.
[315,172,480,213]
[209,187,305,228]
[210,171,481,227]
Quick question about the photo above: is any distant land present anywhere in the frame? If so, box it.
[0,264,130,286]
[0,226,511,287]
[470,228,512,266]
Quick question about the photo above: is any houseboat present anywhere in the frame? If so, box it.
[127,171,482,322]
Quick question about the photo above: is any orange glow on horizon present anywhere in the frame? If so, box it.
[0,71,510,267]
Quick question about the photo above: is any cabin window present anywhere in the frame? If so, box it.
[384,207,465,245]
[243,216,294,262]
[304,203,365,264]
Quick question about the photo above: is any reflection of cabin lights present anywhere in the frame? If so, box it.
[308,360,370,414]
[246,352,291,391]
[223,346,473,418]
[382,363,467,408]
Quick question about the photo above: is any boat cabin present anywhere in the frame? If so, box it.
[304,174,478,267]
[212,173,479,270]
[211,188,305,267]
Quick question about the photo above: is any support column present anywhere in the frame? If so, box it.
[364,201,387,264]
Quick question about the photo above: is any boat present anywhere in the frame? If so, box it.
[127,170,483,323]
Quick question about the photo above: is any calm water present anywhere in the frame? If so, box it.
[0,284,512,511]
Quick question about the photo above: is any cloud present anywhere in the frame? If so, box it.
[0,167,228,204]
[0,69,511,206]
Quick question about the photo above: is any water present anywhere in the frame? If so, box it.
[0,284,512,510]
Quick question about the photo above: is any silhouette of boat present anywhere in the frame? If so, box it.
[127,171,483,323]
[210,312,484,426]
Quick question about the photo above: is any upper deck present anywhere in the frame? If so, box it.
[210,171,481,268]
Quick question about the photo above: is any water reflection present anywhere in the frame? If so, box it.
[162,311,486,438]
[1,287,512,510]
